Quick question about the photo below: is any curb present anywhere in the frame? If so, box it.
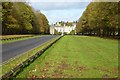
[2,35,63,79]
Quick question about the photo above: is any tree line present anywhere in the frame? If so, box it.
[76,2,120,38]
[2,2,49,35]
[0,2,1,21]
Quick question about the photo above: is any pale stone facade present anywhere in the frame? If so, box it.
[50,23,76,35]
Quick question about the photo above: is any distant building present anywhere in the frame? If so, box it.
[50,22,76,35]
[50,26,55,34]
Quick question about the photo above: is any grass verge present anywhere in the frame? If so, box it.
[1,36,61,77]
[0,35,44,44]
[1,35,33,39]
[16,35,118,78]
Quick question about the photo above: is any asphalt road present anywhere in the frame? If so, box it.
[2,35,59,63]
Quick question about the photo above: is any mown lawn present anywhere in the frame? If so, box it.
[16,35,118,78]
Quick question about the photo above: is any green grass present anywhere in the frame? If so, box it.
[16,35,118,78]
[0,35,43,44]
[1,35,33,39]
[1,36,60,77]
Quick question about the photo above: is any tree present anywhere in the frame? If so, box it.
[76,2,119,38]
[34,11,50,34]
[2,2,50,35]
[2,2,19,34]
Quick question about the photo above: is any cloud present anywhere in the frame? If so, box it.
[28,0,92,2]
[30,2,90,11]
[3,0,118,2]
[41,9,85,24]
[29,1,90,24]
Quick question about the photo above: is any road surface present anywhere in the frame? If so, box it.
[2,35,59,63]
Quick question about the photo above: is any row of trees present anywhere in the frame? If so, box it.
[2,2,49,35]
[76,2,119,38]
[0,2,2,35]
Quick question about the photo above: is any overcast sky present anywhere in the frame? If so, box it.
[29,1,90,24]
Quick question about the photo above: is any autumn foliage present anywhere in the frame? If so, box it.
[2,2,49,35]
[76,2,119,38]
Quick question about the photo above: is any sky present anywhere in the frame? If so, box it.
[29,1,91,24]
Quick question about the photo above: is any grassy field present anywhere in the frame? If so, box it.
[16,35,118,78]
[1,36,60,77]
